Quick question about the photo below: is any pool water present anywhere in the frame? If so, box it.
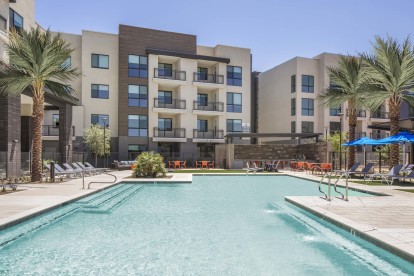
[0,175,413,275]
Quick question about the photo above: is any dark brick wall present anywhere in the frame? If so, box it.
[0,95,21,177]
[233,143,327,162]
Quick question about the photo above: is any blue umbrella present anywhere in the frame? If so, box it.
[375,132,414,164]
[342,137,388,166]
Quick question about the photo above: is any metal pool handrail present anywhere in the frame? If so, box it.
[317,166,331,201]
[82,170,118,189]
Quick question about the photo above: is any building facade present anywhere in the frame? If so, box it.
[257,53,391,145]
[59,26,252,161]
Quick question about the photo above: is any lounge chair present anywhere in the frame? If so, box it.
[389,169,414,184]
[336,162,360,176]
[85,162,106,173]
[45,164,74,178]
[350,163,374,178]
[75,162,100,175]
[245,162,260,174]
[63,163,83,175]
[366,164,404,185]
[57,164,81,178]
[252,162,264,172]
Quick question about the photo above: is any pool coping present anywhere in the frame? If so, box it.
[285,196,414,264]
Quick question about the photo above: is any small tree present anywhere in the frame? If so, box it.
[84,125,111,166]
[133,151,166,178]
[326,132,348,153]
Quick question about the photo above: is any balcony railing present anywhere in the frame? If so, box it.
[154,98,186,109]
[370,111,389,119]
[42,125,75,136]
[193,129,224,139]
[154,127,185,138]
[193,101,224,112]
[154,68,186,81]
[346,109,366,118]
[370,132,389,139]
[193,73,224,84]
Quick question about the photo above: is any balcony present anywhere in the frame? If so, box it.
[193,101,224,113]
[42,125,75,140]
[370,111,389,119]
[346,109,366,118]
[154,127,185,138]
[154,68,186,81]
[193,73,224,84]
[154,98,186,109]
[193,129,224,140]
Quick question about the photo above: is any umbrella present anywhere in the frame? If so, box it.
[376,132,414,165]
[343,137,388,165]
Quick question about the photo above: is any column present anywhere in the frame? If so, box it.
[58,103,73,164]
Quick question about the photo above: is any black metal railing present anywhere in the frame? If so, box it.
[42,125,75,136]
[154,98,186,109]
[154,127,186,138]
[193,101,224,112]
[370,132,389,139]
[193,72,224,84]
[154,68,186,81]
[346,109,366,118]
[370,111,389,119]
[193,129,224,139]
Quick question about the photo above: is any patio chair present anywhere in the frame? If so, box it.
[245,162,260,174]
[85,162,106,172]
[389,169,414,184]
[252,162,264,172]
[350,163,374,179]
[195,161,201,169]
[366,164,404,185]
[336,162,361,177]
[76,162,100,175]
[209,161,215,168]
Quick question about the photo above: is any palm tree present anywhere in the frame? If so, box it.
[0,27,79,181]
[361,36,414,168]
[319,55,370,168]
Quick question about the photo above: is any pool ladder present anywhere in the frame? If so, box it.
[317,166,349,201]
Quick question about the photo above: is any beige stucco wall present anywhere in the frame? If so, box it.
[9,0,36,29]
[80,30,119,137]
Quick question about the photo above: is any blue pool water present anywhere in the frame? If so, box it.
[0,175,413,275]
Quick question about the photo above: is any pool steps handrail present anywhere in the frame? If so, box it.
[317,166,349,201]
[81,171,118,189]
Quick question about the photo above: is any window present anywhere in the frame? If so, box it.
[227,119,242,132]
[128,115,147,136]
[91,114,109,126]
[91,54,109,69]
[62,56,71,68]
[128,144,147,153]
[227,92,242,113]
[158,90,172,104]
[9,9,23,31]
[128,55,147,77]
[329,106,341,116]
[301,98,314,116]
[197,67,208,81]
[128,85,148,107]
[301,121,314,133]
[197,119,208,132]
[291,98,296,116]
[291,75,296,93]
[302,75,314,93]
[197,94,208,106]
[291,121,296,133]
[158,63,172,77]
[227,66,242,86]
[329,122,341,133]
[52,114,59,127]
[91,84,109,99]
[0,15,7,33]
[158,118,172,131]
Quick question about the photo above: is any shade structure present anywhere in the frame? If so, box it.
[375,131,414,144]
[342,137,387,146]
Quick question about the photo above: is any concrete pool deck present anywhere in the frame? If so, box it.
[1,170,414,263]
[283,170,414,263]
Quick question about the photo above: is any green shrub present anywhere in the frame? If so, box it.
[132,151,167,178]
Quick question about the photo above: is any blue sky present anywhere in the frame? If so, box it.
[36,0,414,72]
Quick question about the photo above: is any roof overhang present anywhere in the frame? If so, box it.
[147,48,230,64]
[368,118,414,132]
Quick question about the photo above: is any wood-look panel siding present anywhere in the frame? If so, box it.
[118,25,197,137]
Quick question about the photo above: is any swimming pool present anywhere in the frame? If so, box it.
[0,175,413,275]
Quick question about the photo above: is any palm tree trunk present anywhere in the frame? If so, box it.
[389,101,400,168]
[348,112,357,169]
[31,94,44,182]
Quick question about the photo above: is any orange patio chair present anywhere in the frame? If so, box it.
[209,161,215,168]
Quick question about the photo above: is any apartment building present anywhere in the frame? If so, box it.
[55,25,251,161]
[256,53,395,145]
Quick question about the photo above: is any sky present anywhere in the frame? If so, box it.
[36,0,414,72]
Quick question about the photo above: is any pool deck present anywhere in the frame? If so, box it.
[2,170,414,263]
[284,170,414,263]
